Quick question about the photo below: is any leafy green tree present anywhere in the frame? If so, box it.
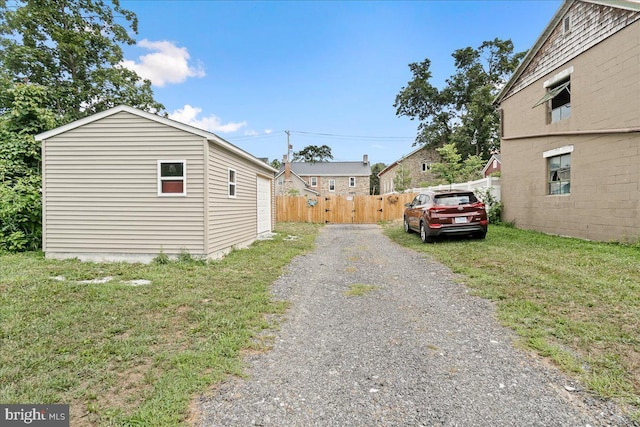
[0,0,164,122]
[369,162,386,195]
[292,145,333,163]
[0,82,57,251]
[394,38,525,159]
[431,143,483,187]
[393,163,412,193]
[270,158,282,170]
[431,144,461,187]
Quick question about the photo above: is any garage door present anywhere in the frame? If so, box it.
[257,176,272,234]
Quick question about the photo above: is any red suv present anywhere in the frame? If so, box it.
[403,190,488,243]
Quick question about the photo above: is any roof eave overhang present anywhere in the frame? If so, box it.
[494,0,575,106]
[35,105,277,174]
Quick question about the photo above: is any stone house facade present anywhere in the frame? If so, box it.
[378,146,441,194]
[276,155,371,197]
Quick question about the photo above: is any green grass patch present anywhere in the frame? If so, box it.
[384,222,640,418]
[344,284,378,297]
[0,222,320,426]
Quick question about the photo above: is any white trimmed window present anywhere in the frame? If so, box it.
[535,67,573,123]
[158,160,186,196]
[329,179,335,192]
[349,177,356,187]
[544,146,573,195]
[228,168,237,198]
[310,177,317,187]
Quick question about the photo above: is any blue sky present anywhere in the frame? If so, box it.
[119,0,562,165]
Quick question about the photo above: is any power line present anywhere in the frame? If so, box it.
[228,130,416,142]
[289,130,415,141]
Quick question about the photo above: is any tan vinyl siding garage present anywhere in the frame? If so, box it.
[207,144,264,256]
[37,106,276,263]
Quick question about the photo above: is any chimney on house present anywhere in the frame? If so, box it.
[363,154,369,165]
[283,155,291,181]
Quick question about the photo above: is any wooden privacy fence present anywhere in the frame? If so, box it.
[276,193,417,224]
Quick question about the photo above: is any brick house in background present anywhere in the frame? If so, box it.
[378,146,441,194]
[494,0,640,242]
[276,155,371,196]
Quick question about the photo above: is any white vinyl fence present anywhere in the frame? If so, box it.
[406,176,501,203]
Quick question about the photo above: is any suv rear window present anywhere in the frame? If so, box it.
[434,193,478,206]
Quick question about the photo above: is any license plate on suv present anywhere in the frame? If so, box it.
[454,217,468,224]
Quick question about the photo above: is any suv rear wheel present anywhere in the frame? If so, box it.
[420,222,433,243]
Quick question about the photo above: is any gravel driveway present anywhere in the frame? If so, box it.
[197,224,633,426]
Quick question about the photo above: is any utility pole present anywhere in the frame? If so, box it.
[285,130,291,162]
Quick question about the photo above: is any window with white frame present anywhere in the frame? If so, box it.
[534,67,572,123]
[310,177,317,187]
[228,168,237,198]
[422,162,432,172]
[329,179,335,192]
[544,146,573,195]
[349,177,356,187]
[158,160,186,196]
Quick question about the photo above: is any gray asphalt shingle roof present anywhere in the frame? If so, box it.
[279,161,371,176]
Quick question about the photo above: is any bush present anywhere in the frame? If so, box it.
[474,187,502,225]
[0,175,42,251]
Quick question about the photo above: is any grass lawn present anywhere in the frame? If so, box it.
[385,222,640,420]
[0,223,320,426]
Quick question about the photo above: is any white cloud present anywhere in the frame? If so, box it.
[264,129,273,134]
[244,130,259,137]
[169,105,247,134]
[121,39,206,87]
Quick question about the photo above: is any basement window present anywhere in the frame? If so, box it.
[158,160,186,196]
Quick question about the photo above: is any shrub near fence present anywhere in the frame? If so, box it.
[276,193,417,224]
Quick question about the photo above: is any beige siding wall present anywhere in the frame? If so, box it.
[43,111,206,260]
[207,143,273,256]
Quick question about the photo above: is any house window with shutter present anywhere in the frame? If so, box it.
[158,160,186,196]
